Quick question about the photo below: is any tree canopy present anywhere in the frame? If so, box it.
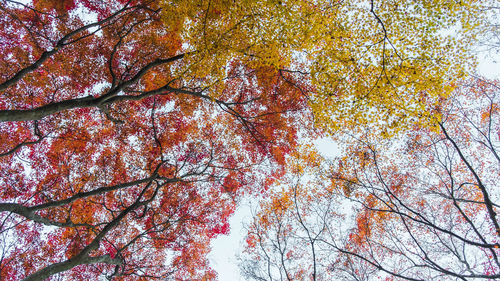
[240,77,500,280]
[0,0,497,280]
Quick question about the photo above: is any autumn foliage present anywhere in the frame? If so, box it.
[241,78,500,280]
[0,0,311,279]
[0,0,498,280]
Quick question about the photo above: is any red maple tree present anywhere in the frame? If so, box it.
[0,1,311,279]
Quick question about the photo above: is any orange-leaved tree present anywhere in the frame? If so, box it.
[240,78,500,280]
[0,0,311,280]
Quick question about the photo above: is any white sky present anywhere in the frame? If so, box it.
[477,53,500,78]
[208,202,251,281]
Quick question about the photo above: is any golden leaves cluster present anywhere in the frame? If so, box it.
[159,0,491,136]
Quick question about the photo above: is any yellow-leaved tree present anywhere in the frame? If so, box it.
[159,0,490,136]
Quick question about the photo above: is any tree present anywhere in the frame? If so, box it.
[240,78,500,280]
[0,0,493,280]
[1,0,490,129]
[240,145,344,281]
[0,1,311,279]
